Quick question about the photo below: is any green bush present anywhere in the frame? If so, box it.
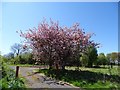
[0,59,26,89]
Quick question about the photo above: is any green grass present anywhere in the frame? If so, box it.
[9,64,49,67]
[36,65,120,89]
[9,64,35,67]
[66,65,120,76]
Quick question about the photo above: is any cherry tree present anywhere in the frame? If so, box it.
[18,19,99,69]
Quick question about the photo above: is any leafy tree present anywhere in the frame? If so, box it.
[0,56,8,63]
[118,52,120,65]
[4,52,14,60]
[80,53,88,67]
[11,43,29,64]
[20,53,35,64]
[106,53,111,64]
[18,19,99,69]
[11,43,23,56]
[111,52,118,60]
[111,52,118,64]
[97,53,108,66]
[106,52,119,65]
[86,46,98,67]
[12,56,20,64]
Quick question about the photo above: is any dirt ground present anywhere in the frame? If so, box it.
[10,66,80,89]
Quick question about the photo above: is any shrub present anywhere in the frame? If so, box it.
[0,59,26,89]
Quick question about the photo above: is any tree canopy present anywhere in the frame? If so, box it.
[18,19,99,69]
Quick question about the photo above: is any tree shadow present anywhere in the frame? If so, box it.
[39,69,120,85]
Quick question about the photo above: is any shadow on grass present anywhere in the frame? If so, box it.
[38,69,120,86]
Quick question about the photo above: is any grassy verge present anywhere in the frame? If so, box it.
[36,66,120,89]
[66,65,120,76]
[9,64,36,67]
[9,64,49,68]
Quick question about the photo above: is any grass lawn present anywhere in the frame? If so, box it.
[9,64,37,67]
[9,64,48,68]
[36,65,120,89]
[66,65,120,76]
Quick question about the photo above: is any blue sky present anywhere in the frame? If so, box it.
[1,2,118,55]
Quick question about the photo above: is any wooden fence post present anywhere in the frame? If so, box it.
[16,66,19,78]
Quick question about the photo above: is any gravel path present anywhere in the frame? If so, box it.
[10,66,80,89]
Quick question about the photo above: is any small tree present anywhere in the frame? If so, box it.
[106,53,111,64]
[4,52,14,60]
[11,43,23,56]
[97,53,108,67]
[86,46,98,68]
[80,53,88,67]
[20,53,35,64]
[118,52,120,65]
[111,52,118,65]
[11,43,28,64]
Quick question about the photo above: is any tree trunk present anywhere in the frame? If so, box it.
[88,61,93,68]
[49,61,53,70]
[62,63,65,70]
[55,63,59,70]
[110,63,113,68]
[60,60,65,70]
[48,50,53,70]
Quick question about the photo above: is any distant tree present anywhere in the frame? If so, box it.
[106,53,111,61]
[97,53,108,66]
[11,43,23,57]
[106,52,119,65]
[0,55,8,63]
[11,43,28,64]
[4,52,14,60]
[111,52,118,64]
[80,53,88,67]
[20,52,35,64]
[118,52,120,65]
[86,46,98,67]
